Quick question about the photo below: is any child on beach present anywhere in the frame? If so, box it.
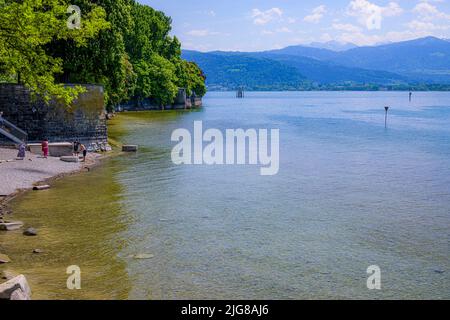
[17,143,26,159]
[41,138,49,158]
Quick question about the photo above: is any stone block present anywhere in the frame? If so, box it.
[122,145,138,152]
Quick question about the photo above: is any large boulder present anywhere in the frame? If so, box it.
[0,275,31,300]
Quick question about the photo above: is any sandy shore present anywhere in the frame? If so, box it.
[0,147,97,198]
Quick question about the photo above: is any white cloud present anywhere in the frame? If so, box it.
[332,23,362,33]
[251,8,283,25]
[320,33,333,42]
[261,30,275,35]
[277,27,293,33]
[261,27,293,36]
[186,29,220,37]
[413,2,450,21]
[287,17,297,24]
[407,20,449,31]
[347,0,403,30]
[304,5,327,24]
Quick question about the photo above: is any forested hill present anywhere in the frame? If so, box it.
[182,37,450,91]
[182,51,306,91]
[0,0,206,109]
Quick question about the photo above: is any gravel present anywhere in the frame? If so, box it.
[0,148,82,196]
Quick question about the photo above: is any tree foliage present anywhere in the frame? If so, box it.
[0,0,109,104]
[0,0,206,109]
[120,1,206,108]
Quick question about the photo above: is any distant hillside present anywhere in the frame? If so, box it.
[308,41,358,52]
[182,37,450,91]
[263,45,339,61]
[182,51,306,91]
[330,37,450,83]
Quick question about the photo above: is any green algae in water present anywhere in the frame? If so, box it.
[0,161,131,299]
[0,111,192,300]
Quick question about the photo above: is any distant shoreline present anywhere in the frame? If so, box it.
[205,89,450,92]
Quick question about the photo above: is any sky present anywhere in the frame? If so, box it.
[139,0,450,52]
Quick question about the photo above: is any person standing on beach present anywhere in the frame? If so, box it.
[42,138,49,158]
[79,143,87,162]
[73,140,80,157]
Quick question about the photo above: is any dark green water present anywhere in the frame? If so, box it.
[1,92,449,299]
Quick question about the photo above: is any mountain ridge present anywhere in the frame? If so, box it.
[182,37,450,90]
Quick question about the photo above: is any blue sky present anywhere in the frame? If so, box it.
[139,0,450,51]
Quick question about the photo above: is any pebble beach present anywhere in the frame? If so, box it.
[0,147,82,197]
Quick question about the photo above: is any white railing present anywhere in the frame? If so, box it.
[0,115,28,144]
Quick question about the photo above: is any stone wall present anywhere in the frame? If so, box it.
[0,84,107,145]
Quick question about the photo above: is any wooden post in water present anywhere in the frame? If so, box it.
[385,106,390,128]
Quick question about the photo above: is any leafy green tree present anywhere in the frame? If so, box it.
[125,3,173,61]
[147,54,178,107]
[47,0,134,110]
[0,0,109,105]
[177,61,207,97]
[133,60,153,102]
[0,0,206,109]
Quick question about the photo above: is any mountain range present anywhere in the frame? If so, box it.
[182,37,450,91]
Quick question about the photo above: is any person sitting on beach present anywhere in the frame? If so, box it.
[80,143,87,162]
[17,143,26,160]
[42,138,49,158]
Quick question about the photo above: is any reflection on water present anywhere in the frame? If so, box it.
[1,92,449,299]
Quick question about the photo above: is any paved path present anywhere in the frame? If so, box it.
[0,148,82,196]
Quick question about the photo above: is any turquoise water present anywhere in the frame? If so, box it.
[114,92,449,299]
[4,91,449,299]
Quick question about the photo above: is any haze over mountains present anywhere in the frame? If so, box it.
[182,37,450,91]
[305,41,358,52]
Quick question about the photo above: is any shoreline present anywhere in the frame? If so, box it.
[0,147,121,299]
[0,111,126,299]
[0,148,116,222]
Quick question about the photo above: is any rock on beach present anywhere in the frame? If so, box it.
[0,275,32,300]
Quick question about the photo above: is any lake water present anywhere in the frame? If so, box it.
[1,92,449,299]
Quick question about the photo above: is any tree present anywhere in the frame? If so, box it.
[133,60,152,102]
[46,0,134,110]
[177,61,207,97]
[0,0,109,105]
[0,0,207,109]
[147,54,178,107]
[125,3,173,62]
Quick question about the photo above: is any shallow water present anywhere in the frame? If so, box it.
[1,91,449,299]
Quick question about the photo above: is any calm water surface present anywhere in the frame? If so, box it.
[1,92,449,299]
